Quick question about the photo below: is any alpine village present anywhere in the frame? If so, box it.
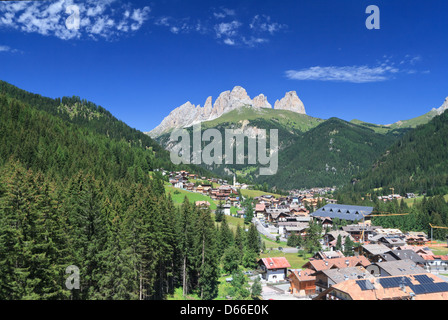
[1,80,448,302]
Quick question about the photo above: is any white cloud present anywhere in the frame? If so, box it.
[223,38,235,46]
[242,36,269,47]
[214,20,241,39]
[0,45,21,53]
[285,55,427,83]
[0,45,11,52]
[0,0,151,40]
[285,65,400,83]
[250,15,287,35]
[213,8,235,19]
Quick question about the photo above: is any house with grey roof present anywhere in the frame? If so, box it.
[315,266,374,291]
[355,244,391,262]
[366,259,427,277]
[311,204,373,222]
[379,250,426,266]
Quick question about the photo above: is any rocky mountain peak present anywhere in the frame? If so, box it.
[432,96,448,115]
[274,91,306,114]
[148,86,307,137]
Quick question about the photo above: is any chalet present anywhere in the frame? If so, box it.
[355,244,391,262]
[290,206,309,217]
[302,256,371,274]
[258,257,291,283]
[313,250,345,260]
[378,250,426,267]
[227,196,239,206]
[366,259,427,277]
[195,201,211,209]
[170,179,184,189]
[397,245,434,256]
[313,216,333,229]
[314,266,373,293]
[266,208,290,224]
[288,269,316,297]
[421,255,448,274]
[323,230,354,250]
[281,224,308,239]
[314,273,448,300]
[201,184,213,194]
[370,235,406,249]
[342,224,380,242]
[373,228,403,237]
[312,204,373,222]
[185,183,195,191]
[255,203,266,219]
[405,232,429,246]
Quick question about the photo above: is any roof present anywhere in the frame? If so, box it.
[389,250,426,264]
[255,204,266,212]
[373,259,427,276]
[421,255,448,261]
[316,250,345,260]
[289,269,316,282]
[319,266,373,284]
[342,225,379,232]
[360,244,391,255]
[304,256,371,272]
[260,257,291,270]
[317,273,448,300]
[311,204,373,221]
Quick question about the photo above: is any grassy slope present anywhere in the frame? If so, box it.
[202,106,324,132]
[164,185,218,210]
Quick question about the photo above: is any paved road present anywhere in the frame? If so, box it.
[254,218,298,253]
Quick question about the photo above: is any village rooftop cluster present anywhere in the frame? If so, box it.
[159,169,448,300]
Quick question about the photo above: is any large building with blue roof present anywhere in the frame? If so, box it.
[311,204,374,222]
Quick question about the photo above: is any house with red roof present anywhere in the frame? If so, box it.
[302,256,371,273]
[257,257,291,283]
[421,255,448,274]
[255,203,266,219]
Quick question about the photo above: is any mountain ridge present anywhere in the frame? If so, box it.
[147,86,306,137]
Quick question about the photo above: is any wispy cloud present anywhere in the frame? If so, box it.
[214,20,241,39]
[250,15,287,35]
[286,56,426,83]
[213,8,236,19]
[154,8,286,47]
[0,0,151,40]
[0,45,21,54]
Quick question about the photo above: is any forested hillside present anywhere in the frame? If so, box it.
[348,109,448,196]
[0,81,237,300]
[258,118,405,190]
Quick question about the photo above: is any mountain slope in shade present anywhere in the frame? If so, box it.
[255,117,401,190]
[349,108,448,196]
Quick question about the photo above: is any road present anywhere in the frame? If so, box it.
[253,217,298,253]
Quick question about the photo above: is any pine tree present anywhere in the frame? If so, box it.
[194,208,219,300]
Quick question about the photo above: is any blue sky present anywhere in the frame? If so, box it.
[0,0,447,132]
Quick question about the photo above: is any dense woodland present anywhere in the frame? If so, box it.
[0,82,261,300]
[347,109,448,196]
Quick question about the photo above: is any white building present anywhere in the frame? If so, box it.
[257,257,291,283]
